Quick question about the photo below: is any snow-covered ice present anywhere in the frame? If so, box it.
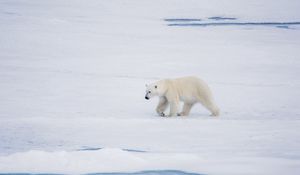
[0,0,300,174]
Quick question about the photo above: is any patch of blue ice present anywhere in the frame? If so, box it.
[167,22,300,28]
[122,148,147,153]
[0,170,205,175]
[87,170,205,175]
[164,19,201,22]
[77,147,147,153]
[208,16,237,20]
[77,147,103,151]
[276,25,290,29]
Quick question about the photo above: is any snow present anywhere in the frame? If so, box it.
[1,148,299,175]
[0,0,300,174]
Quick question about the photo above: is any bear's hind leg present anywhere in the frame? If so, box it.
[199,98,220,116]
[200,100,220,116]
[179,103,194,116]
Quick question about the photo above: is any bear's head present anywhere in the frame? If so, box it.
[145,80,165,100]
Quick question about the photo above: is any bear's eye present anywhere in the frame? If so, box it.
[148,91,151,93]
[155,85,157,89]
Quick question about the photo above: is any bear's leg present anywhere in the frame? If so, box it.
[200,100,220,116]
[168,101,179,117]
[156,96,169,117]
[179,103,194,116]
[211,105,220,116]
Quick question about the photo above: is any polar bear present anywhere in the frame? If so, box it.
[145,76,219,117]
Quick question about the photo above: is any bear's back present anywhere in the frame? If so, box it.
[173,76,212,99]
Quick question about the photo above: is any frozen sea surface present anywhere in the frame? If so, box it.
[0,0,300,174]
[2,170,203,175]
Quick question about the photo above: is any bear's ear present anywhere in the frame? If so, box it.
[145,84,148,87]
[155,85,157,89]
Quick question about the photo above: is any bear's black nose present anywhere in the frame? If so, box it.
[145,96,149,100]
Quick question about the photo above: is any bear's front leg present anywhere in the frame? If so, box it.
[168,101,179,117]
[156,97,169,117]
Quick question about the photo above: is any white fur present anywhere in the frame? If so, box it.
[145,76,220,117]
